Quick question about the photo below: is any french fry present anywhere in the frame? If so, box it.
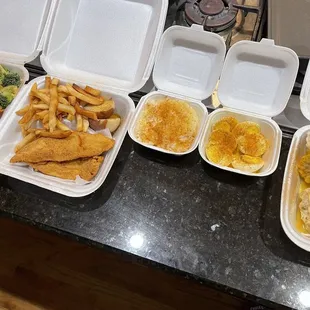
[59,97,69,105]
[58,103,76,115]
[16,105,30,116]
[14,133,36,153]
[58,92,68,98]
[74,103,97,120]
[66,84,102,106]
[21,126,28,137]
[29,83,38,107]
[35,130,72,139]
[35,110,49,119]
[68,96,76,106]
[58,85,70,94]
[45,76,52,89]
[38,89,50,94]
[18,106,35,125]
[24,116,36,131]
[84,85,101,97]
[67,114,75,122]
[52,78,60,86]
[76,114,83,132]
[33,103,49,110]
[31,83,38,93]
[31,90,50,105]
[82,118,89,132]
[49,84,58,132]
[56,119,70,131]
[43,113,49,124]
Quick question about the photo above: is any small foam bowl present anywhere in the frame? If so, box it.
[128,91,207,156]
[198,108,282,177]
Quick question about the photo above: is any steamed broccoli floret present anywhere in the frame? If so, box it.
[0,65,8,84]
[0,85,18,109]
[2,71,21,87]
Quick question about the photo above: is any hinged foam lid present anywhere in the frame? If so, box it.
[0,0,54,65]
[217,39,299,117]
[300,62,310,121]
[153,25,226,101]
[41,0,168,93]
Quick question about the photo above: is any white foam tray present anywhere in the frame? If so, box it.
[199,39,299,176]
[198,108,282,177]
[0,77,135,197]
[0,0,168,196]
[281,126,310,252]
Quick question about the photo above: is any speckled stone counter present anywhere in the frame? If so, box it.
[1,131,310,309]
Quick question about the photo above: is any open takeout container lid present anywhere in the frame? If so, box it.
[300,62,310,121]
[40,0,168,93]
[0,0,55,65]
[217,38,299,118]
[152,24,226,101]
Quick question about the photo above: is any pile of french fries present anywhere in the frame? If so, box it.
[14,77,113,152]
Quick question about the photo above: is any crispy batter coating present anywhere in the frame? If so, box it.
[11,132,114,163]
[30,156,104,181]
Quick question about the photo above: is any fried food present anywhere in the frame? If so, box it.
[29,156,104,181]
[237,133,268,157]
[15,77,119,135]
[35,130,72,139]
[208,130,237,151]
[135,97,199,153]
[298,154,310,183]
[49,84,58,132]
[213,116,238,132]
[10,132,115,163]
[206,145,233,166]
[14,133,36,153]
[85,86,101,97]
[231,154,264,173]
[232,121,260,138]
[67,84,102,106]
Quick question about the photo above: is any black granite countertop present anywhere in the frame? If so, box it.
[1,127,310,309]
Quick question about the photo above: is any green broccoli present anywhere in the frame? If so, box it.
[2,71,21,87]
[0,85,18,109]
[0,65,8,84]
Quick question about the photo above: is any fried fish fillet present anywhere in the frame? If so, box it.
[11,132,114,163]
[29,156,104,181]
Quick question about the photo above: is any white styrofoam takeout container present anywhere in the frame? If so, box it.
[199,39,299,176]
[0,0,168,197]
[281,63,310,251]
[128,25,226,155]
[0,0,55,119]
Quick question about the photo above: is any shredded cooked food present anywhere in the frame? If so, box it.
[135,97,199,153]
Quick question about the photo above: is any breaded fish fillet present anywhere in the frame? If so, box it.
[29,156,104,181]
[11,132,114,163]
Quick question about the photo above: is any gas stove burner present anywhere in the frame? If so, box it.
[184,0,238,32]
